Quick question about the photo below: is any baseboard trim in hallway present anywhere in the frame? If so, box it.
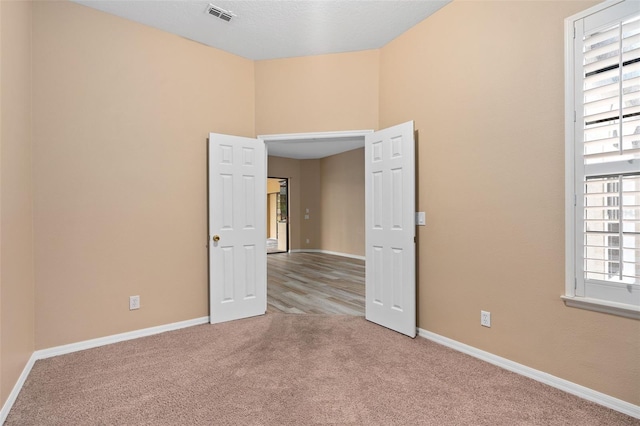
[289,249,365,261]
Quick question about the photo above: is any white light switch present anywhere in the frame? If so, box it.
[416,212,426,226]
[304,214,309,220]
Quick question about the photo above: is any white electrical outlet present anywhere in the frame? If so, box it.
[129,295,140,310]
[306,239,310,244]
[481,310,491,327]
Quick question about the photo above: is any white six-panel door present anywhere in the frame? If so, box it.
[209,133,267,324]
[364,122,416,337]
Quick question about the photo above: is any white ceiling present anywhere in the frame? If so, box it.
[73,0,450,61]
[266,136,364,159]
[73,0,450,159]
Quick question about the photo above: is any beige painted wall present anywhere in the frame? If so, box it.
[256,50,376,253]
[380,0,639,404]
[267,178,281,194]
[0,0,35,405]
[32,1,255,349]
[319,149,365,256]
[299,159,321,250]
[255,50,379,135]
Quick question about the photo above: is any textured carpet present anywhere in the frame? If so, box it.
[6,314,638,425]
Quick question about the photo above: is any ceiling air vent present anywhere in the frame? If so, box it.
[206,4,235,22]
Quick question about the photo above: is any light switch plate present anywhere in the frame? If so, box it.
[415,212,426,226]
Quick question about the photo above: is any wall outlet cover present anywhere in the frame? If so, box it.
[481,310,491,327]
[129,295,140,310]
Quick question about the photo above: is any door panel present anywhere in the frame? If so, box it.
[365,122,416,337]
[209,133,266,324]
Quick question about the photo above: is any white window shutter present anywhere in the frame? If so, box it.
[570,0,640,310]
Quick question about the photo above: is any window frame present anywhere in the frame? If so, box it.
[564,0,640,320]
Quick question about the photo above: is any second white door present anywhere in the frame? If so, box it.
[364,121,416,337]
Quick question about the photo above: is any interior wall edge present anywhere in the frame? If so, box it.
[0,0,36,408]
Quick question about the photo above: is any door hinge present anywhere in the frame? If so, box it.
[574,194,577,206]
[573,25,576,39]
[574,277,577,291]
[414,236,416,243]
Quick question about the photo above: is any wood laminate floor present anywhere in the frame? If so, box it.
[267,252,365,315]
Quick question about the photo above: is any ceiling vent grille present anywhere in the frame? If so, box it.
[206,4,235,22]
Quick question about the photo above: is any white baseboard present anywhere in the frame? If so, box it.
[289,249,365,261]
[0,316,209,424]
[0,352,37,425]
[418,328,640,419]
[35,316,209,360]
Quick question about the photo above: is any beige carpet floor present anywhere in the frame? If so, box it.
[6,314,639,425]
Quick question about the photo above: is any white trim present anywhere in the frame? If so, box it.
[288,249,365,261]
[564,6,577,299]
[0,353,37,424]
[36,316,210,360]
[319,250,365,261]
[258,129,374,142]
[418,328,640,419]
[561,295,640,320]
[0,316,209,424]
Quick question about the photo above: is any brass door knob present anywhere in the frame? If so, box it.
[212,235,220,242]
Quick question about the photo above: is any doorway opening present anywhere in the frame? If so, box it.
[208,124,416,336]
[267,177,289,254]
[263,130,371,316]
